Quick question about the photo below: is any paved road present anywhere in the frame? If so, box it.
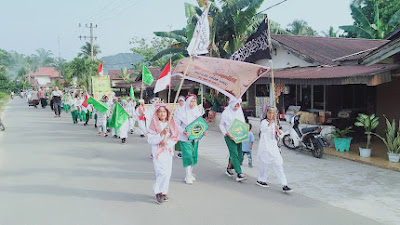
[0,98,381,225]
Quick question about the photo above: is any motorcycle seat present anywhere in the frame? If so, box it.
[301,127,319,134]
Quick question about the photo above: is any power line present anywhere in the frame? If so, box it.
[96,0,145,24]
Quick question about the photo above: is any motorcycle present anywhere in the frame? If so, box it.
[0,117,5,131]
[282,114,324,158]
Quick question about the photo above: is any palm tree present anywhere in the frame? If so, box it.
[33,48,54,67]
[78,42,101,58]
[340,3,400,39]
[64,55,99,90]
[52,57,67,78]
[322,26,339,37]
[286,20,318,36]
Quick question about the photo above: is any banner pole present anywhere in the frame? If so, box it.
[140,65,144,100]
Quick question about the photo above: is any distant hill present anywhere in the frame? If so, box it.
[100,53,143,74]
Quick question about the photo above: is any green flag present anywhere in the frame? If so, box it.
[109,103,130,131]
[142,65,154,86]
[129,85,135,99]
[87,97,108,114]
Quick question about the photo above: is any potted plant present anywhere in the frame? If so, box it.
[373,117,400,163]
[330,126,353,152]
[354,113,379,158]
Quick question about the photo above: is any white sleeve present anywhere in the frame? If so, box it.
[219,113,228,136]
[147,133,163,145]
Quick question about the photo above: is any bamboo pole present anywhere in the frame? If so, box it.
[140,65,144,100]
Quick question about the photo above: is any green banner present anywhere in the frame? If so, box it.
[186,117,209,140]
[92,75,111,100]
[87,97,108,114]
[227,119,249,144]
[130,85,136,100]
[142,65,154,86]
[109,103,129,131]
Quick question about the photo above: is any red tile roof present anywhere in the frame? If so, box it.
[272,35,389,65]
[26,67,60,78]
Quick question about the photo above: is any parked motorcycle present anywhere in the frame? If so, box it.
[282,114,324,158]
[0,117,5,131]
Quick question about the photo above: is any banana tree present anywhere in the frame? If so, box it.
[340,3,400,39]
[354,113,379,149]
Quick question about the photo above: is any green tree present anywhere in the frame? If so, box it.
[340,3,400,39]
[286,19,318,36]
[322,26,339,37]
[352,0,400,29]
[33,48,54,67]
[153,0,272,60]
[130,36,173,70]
[64,55,99,90]
[52,57,67,78]
[78,42,101,58]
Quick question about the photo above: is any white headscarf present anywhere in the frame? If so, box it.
[221,98,245,128]
[176,95,202,125]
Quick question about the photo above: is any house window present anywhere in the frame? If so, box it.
[256,84,269,97]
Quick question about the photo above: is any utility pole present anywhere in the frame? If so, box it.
[78,23,98,61]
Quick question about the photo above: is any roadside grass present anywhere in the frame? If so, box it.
[0,92,10,115]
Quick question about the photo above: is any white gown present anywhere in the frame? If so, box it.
[147,121,176,194]
[257,119,288,186]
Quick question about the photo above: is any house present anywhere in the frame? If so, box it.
[241,34,400,126]
[26,67,61,87]
[108,69,136,88]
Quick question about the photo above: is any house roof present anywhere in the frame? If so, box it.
[108,69,136,80]
[272,35,389,65]
[360,37,400,66]
[261,64,400,86]
[26,67,60,78]
[384,25,400,40]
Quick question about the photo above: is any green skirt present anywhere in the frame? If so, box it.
[180,141,199,167]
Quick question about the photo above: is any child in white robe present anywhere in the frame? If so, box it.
[127,98,136,134]
[147,103,179,204]
[136,99,147,137]
[257,106,293,193]
[97,95,109,137]
[118,100,130,144]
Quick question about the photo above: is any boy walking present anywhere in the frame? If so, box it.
[241,123,254,168]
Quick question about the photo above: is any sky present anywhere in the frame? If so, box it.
[0,0,354,61]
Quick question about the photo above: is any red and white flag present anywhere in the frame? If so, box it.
[81,92,89,108]
[154,61,171,93]
[98,62,104,76]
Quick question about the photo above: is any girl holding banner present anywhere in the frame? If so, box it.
[174,95,203,185]
[219,98,247,182]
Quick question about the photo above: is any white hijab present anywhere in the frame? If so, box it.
[222,98,245,127]
[176,95,202,125]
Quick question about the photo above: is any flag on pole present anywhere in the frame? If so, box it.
[98,62,104,76]
[230,18,271,63]
[154,61,172,93]
[129,85,135,100]
[87,97,108,114]
[187,2,211,56]
[81,92,89,108]
[142,65,154,86]
[108,103,129,131]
